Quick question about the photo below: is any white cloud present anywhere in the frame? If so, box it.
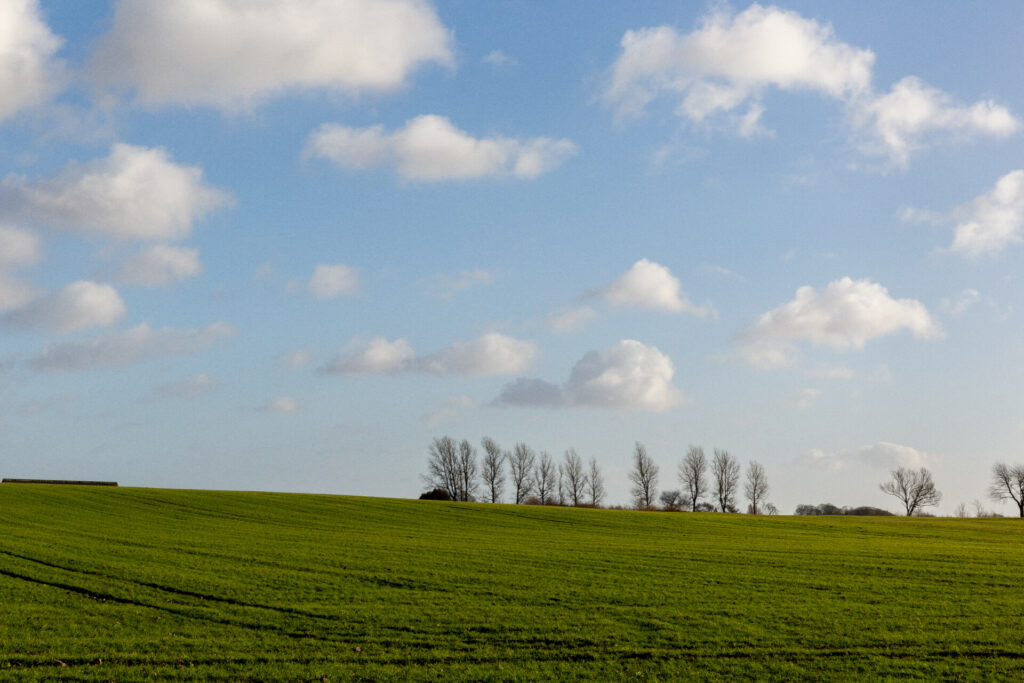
[259,396,300,413]
[805,365,854,381]
[0,273,37,311]
[483,50,515,66]
[0,225,42,311]
[422,395,474,426]
[949,170,1024,257]
[309,264,359,300]
[118,245,202,287]
[306,115,576,181]
[795,387,821,409]
[604,5,873,127]
[854,77,1020,167]
[739,277,940,369]
[6,280,125,334]
[0,0,64,123]
[431,268,495,299]
[604,6,1017,164]
[322,337,415,375]
[942,288,982,317]
[155,373,216,399]
[90,0,453,109]
[419,333,536,376]
[798,441,930,472]
[278,348,312,370]
[701,264,743,280]
[0,225,42,266]
[29,321,234,371]
[600,258,713,316]
[321,332,535,376]
[547,305,598,333]
[495,339,682,412]
[897,206,943,226]
[1,144,233,241]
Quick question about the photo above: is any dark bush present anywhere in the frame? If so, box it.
[795,503,894,516]
[419,488,452,501]
[846,506,893,516]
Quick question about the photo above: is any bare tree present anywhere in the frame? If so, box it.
[678,446,708,512]
[456,439,479,502]
[508,442,536,504]
[880,467,941,516]
[763,502,779,516]
[561,448,588,507]
[629,442,659,509]
[954,502,968,518]
[659,490,687,511]
[534,451,558,505]
[744,461,770,515]
[711,449,740,512]
[423,436,460,500]
[480,437,506,504]
[989,462,1024,518]
[587,457,606,507]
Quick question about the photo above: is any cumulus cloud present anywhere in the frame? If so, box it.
[322,337,415,375]
[90,0,453,109]
[259,396,300,413]
[854,77,1020,167]
[155,373,216,399]
[599,258,713,315]
[321,332,535,376]
[0,0,64,123]
[118,245,202,287]
[949,170,1024,257]
[29,321,234,371]
[495,339,682,412]
[6,280,125,334]
[739,277,940,369]
[604,5,1017,164]
[547,305,598,333]
[306,115,576,181]
[309,264,359,300]
[0,143,233,241]
[0,225,42,266]
[798,442,930,472]
[604,4,872,127]
[0,225,42,311]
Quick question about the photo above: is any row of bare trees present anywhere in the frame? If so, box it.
[629,443,776,514]
[424,436,606,507]
[425,436,1024,517]
[424,437,775,514]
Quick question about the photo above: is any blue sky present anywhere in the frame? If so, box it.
[2,0,1024,514]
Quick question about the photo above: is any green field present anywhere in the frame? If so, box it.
[1,485,1023,680]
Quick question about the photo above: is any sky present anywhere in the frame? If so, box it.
[2,0,1024,515]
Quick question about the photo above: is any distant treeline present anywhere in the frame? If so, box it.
[420,436,776,514]
[794,503,893,516]
[420,437,1024,518]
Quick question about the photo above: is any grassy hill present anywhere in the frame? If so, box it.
[1,485,1022,680]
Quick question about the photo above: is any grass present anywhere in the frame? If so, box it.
[1,485,1023,680]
